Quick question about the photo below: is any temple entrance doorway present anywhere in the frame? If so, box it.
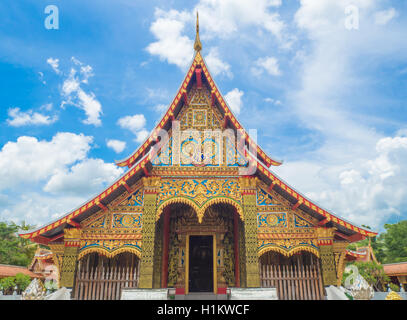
[188,235,213,292]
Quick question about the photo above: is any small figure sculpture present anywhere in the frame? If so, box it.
[21,278,46,300]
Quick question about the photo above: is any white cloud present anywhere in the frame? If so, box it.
[264,98,282,105]
[134,129,150,144]
[205,47,233,78]
[374,8,397,25]
[44,158,123,196]
[0,192,86,226]
[268,0,407,230]
[106,139,126,153]
[0,132,124,225]
[195,0,285,40]
[47,57,60,74]
[224,88,244,115]
[40,103,53,111]
[38,72,46,85]
[146,1,288,70]
[252,56,281,76]
[153,104,168,114]
[60,60,103,126]
[117,114,146,134]
[276,134,407,230]
[6,108,58,127]
[0,133,92,190]
[146,9,194,70]
[76,89,103,126]
[117,114,150,144]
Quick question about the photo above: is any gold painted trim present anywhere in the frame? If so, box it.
[258,245,320,258]
[156,197,244,222]
[186,234,189,294]
[213,234,217,294]
[185,233,217,295]
[78,247,142,260]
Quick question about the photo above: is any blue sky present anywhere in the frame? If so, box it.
[0,0,406,232]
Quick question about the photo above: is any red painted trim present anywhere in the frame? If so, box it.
[234,210,240,288]
[144,190,158,195]
[122,181,132,194]
[291,201,301,210]
[223,115,230,129]
[318,240,333,246]
[195,68,202,88]
[143,167,150,177]
[267,182,276,193]
[49,233,64,242]
[34,235,50,245]
[318,219,329,226]
[65,241,80,247]
[161,207,171,288]
[97,202,108,211]
[182,91,188,105]
[175,288,185,295]
[67,220,81,228]
[217,287,227,294]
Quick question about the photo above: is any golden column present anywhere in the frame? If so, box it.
[138,177,160,288]
[59,228,81,288]
[316,227,338,286]
[240,177,260,288]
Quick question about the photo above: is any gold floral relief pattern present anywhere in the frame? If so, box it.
[257,187,275,206]
[258,238,319,257]
[85,215,106,229]
[294,214,313,228]
[156,178,243,222]
[112,213,142,229]
[257,212,287,229]
[79,239,142,259]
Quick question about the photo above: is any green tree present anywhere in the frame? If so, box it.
[14,273,31,294]
[0,276,16,295]
[342,261,389,291]
[0,221,38,267]
[378,220,407,263]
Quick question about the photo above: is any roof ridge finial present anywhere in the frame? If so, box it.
[194,11,202,52]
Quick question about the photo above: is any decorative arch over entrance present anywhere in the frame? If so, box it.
[258,243,320,258]
[156,196,244,223]
[78,246,142,260]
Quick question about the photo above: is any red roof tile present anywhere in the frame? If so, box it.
[0,264,42,278]
[383,262,407,276]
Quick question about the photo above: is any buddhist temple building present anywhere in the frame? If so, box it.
[383,262,407,291]
[19,15,377,300]
[29,248,59,285]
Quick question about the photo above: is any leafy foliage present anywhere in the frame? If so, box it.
[388,283,400,292]
[342,261,389,291]
[0,273,32,295]
[378,220,407,263]
[0,276,16,295]
[14,273,31,293]
[347,221,407,264]
[0,221,38,267]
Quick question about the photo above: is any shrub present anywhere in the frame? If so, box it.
[0,277,16,295]
[388,283,400,292]
[14,273,31,294]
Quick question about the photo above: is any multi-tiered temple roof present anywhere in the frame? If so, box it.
[20,14,377,243]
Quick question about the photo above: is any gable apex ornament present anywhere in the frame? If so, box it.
[194,12,202,52]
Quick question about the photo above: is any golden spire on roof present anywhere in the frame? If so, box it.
[194,12,202,52]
